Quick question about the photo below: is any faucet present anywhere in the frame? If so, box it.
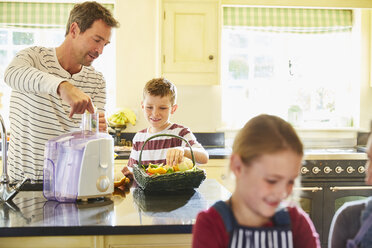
[0,114,29,202]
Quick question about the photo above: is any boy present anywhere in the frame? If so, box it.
[123,78,209,176]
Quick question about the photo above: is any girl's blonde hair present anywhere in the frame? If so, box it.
[233,114,303,166]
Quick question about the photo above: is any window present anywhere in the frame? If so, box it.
[0,2,116,129]
[221,7,356,129]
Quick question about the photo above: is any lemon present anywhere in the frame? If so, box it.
[177,157,194,171]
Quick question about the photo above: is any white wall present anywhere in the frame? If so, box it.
[115,0,160,132]
[115,0,372,133]
[359,10,372,131]
[115,0,222,133]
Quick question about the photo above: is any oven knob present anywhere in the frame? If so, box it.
[301,167,309,174]
[324,166,332,174]
[358,166,366,174]
[335,166,344,174]
[312,167,321,174]
[346,166,355,174]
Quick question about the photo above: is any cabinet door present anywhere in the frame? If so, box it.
[198,159,234,192]
[105,234,191,247]
[0,236,102,248]
[114,160,128,173]
[162,1,218,85]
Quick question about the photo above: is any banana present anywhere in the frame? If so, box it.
[122,108,136,125]
[108,108,136,126]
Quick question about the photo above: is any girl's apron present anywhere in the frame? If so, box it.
[213,200,293,248]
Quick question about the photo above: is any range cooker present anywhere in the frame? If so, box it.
[298,148,370,248]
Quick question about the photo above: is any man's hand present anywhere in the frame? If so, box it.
[166,147,184,166]
[98,112,107,132]
[57,81,94,118]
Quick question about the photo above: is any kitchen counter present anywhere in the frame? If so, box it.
[0,179,230,237]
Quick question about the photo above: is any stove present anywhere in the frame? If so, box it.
[299,148,369,248]
[304,148,367,161]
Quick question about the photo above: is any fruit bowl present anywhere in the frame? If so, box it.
[133,134,206,193]
[107,120,126,129]
[107,108,136,128]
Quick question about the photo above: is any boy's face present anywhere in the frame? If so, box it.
[141,93,178,133]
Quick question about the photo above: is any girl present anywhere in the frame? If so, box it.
[192,114,320,248]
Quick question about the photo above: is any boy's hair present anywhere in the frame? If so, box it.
[143,78,177,105]
[233,114,303,166]
[65,1,119,36]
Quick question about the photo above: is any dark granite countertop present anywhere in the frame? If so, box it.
[0,179,231,237]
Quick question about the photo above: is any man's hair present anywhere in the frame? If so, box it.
[143,78,177,105]
[65,1,119,36]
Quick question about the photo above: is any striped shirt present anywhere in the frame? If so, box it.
[4,46,106,181]
[127,123,203,167]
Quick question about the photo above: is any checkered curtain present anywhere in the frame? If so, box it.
[0,2,114,28]
[223,7,353,33]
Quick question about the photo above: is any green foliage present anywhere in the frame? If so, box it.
[13,32,34,45]
[229,59,249,80]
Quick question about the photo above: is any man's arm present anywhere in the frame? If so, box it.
[57,81,94,118]
[5,47,98,118]
[4,47,62,94]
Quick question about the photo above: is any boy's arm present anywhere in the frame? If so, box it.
[184,146,209,164]
[166,146,209,166]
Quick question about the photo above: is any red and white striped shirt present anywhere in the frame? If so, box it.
[128,123,203,167]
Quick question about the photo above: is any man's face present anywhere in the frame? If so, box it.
[74,19,112,66]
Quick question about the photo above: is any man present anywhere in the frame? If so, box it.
[3,1,119,182]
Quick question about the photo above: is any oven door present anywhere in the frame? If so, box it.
[323,181,372,247]
[296,183,324,245]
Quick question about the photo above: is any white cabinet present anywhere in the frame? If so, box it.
[162,1,219,85]
[0,234,192,248]
[114,159,128,173]
[198,159,234,192]
[105,234,192,248]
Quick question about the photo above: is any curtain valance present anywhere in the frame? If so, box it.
[0,2,114,29]
[223,7,352,33]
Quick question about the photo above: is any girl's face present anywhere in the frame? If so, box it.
[141,93,177,133]
[232,149,302,225]
[365,136,372,185]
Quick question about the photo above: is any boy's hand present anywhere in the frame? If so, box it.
[166,147,184,166]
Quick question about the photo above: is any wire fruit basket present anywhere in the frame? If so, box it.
[133,134,206,193]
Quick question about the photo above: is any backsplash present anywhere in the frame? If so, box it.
[357,131,370,146]
[110,132,225,148]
